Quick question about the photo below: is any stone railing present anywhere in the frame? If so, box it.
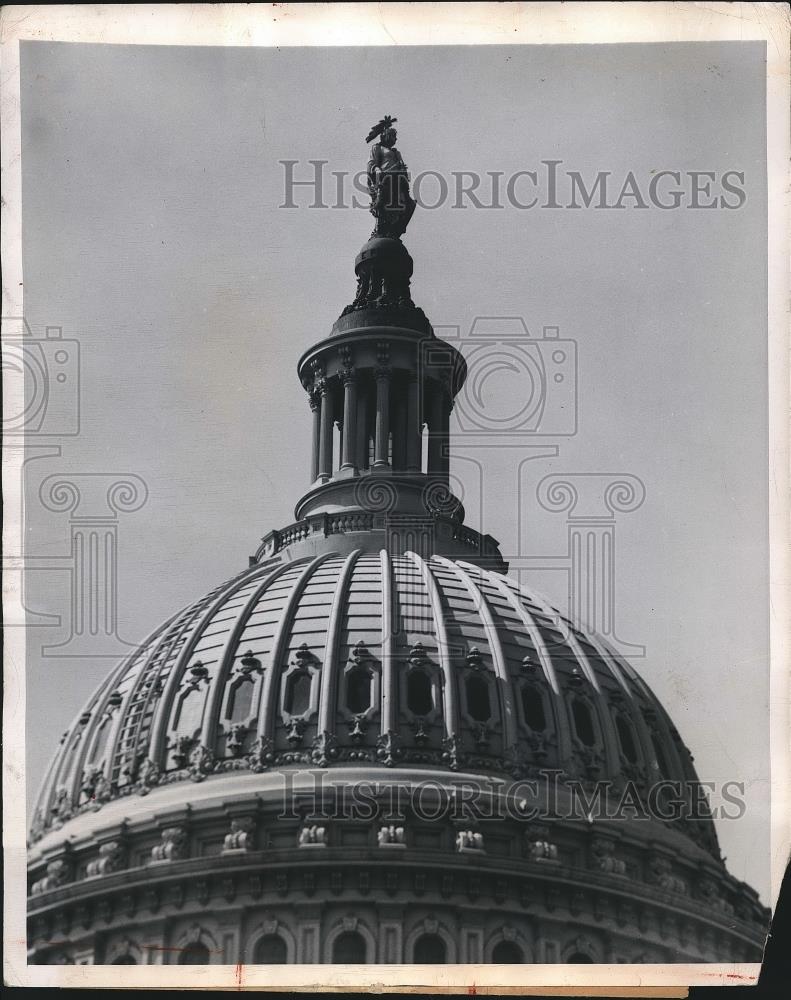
[254,512,503,565]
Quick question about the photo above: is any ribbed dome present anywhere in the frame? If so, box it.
[29,550,717,858]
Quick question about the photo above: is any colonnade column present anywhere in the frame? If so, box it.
[340,368,359,473]
[373,365,391,470]
[427,381,449,478]
[405,371,422,473]
[439,393,451,480]
[309,390,321,482]
[391,375,408,471]
[356,380,370,471]
[317,379,334,481]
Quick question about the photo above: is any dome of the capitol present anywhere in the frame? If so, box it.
[27,549,769,965]
[29,549,727,827]
[27,116,769,968]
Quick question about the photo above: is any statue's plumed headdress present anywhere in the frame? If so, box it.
[365,115,397,143]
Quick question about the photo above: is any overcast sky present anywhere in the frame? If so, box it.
[20,40,768,898]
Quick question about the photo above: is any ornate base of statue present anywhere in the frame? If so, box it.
[341,116,424,318]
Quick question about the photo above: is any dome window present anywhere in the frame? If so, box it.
[331,930,367,963]
[492,940,523,963]
[616,715,639,764]
[572,699,596,747]
[227,678,254,724]
[284,671,312,717]
[521,685,546,732]
[174,686,206,735]
[465,674,491,723]
[407,669,433,716]
[253,934,287,964]
[346,667,372,714]
[413,933,447,964]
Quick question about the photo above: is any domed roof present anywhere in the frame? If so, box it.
[30,550,718,859]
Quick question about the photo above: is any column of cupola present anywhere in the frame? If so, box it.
[305,354,453,484]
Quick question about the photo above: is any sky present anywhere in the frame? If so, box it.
[18,40,769,899]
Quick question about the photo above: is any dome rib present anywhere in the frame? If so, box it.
[580,631,633,699]
[198,559,305,757]
[61,617,176,815]
[147,564,272,767]
[256,554,335,747]
[434,556,518,752]
[317,549,362,737]
[406,551,459,741]
[67,645,146,799]
[530,588,602,694]
[379,549,396,734]
[113,577,244,787]
[90,629,171,793]
[37,669,118,821]
[476,565,560,696]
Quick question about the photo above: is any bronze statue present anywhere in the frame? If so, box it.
[366,115,416,238]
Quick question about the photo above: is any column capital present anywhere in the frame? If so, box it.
[308,389,321,412]
[316,377,332,397]
[340,366,358,386]
[374,365,391,383]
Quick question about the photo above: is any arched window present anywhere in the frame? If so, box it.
[284,671,311,716]
[253,934,287,964]
[407,670,433,716]
[331,930,367,964]
[491,940,523,963]
[521,685,546,731]
[179,942,211,965]
[616,715,639,764]
[227,679,254,723]
[346,668,372,714]
[465,675,491,722]
[413,933,447,964]
[567,952,594,963]
[572,699,596,747]
[112,955,137,965]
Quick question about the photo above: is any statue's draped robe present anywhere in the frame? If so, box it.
[367,143,416,238]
